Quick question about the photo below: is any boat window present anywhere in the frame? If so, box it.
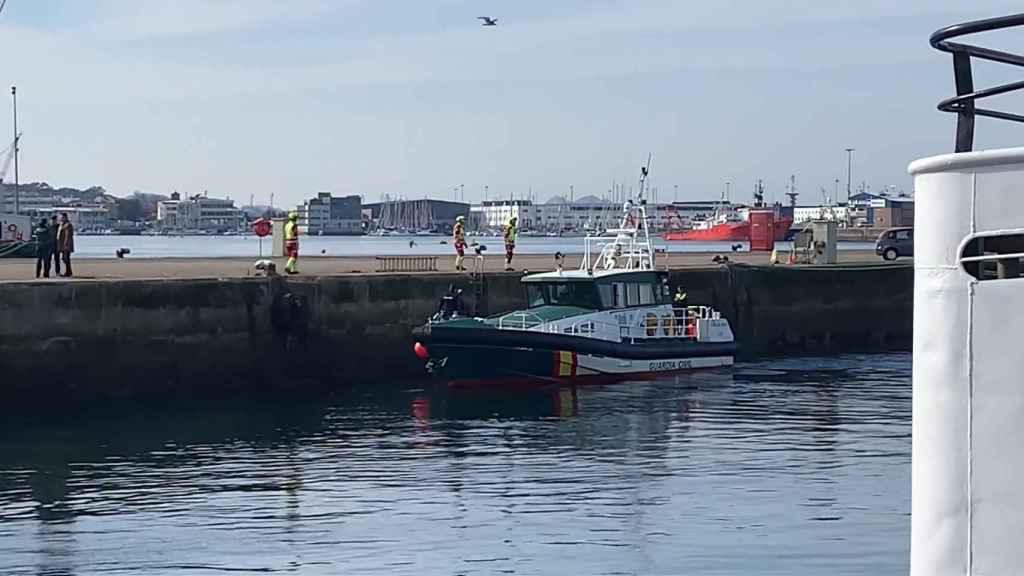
[612,283,625,308]
[598,284,613,308]
[638,283,655,305]
[526,285,546,307]
[525,282,601,309]
[626,283,640,306]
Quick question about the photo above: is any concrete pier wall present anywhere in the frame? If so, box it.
[0,263,911,402]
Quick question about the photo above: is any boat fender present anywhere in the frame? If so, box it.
[661,314,675,336]
[644,313,659,337]
[271,291,309,340]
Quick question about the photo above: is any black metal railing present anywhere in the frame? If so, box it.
[931,13,1024,152]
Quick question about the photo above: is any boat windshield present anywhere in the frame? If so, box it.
[526,282,601,309]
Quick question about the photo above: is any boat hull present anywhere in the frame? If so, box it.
[413,324,736,386]
[0,241,37,258]
[662,218,792,241]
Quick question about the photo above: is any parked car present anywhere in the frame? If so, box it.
[876,227,914,260]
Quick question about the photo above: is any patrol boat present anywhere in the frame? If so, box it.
[411,161,737,386]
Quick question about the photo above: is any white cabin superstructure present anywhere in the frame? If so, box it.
[910,13,1024,576]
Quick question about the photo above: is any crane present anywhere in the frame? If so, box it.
[0,132,20,185]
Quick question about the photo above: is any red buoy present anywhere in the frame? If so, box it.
[413,342,429,360]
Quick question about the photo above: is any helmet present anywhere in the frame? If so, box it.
[456,215,465,222]
[288,211,298,221]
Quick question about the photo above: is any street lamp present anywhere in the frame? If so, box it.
[845,147,855,203]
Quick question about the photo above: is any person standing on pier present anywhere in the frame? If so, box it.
[503,216,517,271]
[56,213,74,277]
[284,211,299,275]
[49,215,61,276]
[452,215,467,271]
[33,218,53,278]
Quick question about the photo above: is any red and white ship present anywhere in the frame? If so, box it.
[662,182,793,242]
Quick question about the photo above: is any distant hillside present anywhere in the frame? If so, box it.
[0,181,108,201]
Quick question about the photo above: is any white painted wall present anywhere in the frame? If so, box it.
[908,146,1024,576]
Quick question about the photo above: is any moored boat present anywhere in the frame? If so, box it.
[412,158,737,386]
[662,181,793,241]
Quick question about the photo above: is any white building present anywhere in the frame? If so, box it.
[156,199,180,227]
[157,194,244,231]
[37,206,111,231]
[1,188,83,215]
[792,205,852,224]
[296,192,363,235]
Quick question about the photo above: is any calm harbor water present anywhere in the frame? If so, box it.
[0,353,910,575]
[71,235,877,259]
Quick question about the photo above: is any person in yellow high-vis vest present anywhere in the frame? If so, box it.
[452,215,467,271]
[503,216,517,271]
[284,212,299,274]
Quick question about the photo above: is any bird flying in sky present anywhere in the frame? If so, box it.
[477,16,498,26]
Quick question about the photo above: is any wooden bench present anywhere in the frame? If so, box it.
[376,256,438,272]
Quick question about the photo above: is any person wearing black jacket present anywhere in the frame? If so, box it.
[49,215,61,275]
[33,218,53,278]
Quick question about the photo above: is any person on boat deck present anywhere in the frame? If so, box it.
[673,286,688,335]
[33,218,53,278]
[284,212,299,275]
[436,283,465,320]
[49,215,61,276]
[56,212,75,278]
[674,286,687,306]
[503,216,518,271]
[453,215,467,271]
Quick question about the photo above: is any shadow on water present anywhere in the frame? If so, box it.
[0,353,911,575]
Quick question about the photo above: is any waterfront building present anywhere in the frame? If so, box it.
[157,193,244,232]
[849,191,915,227]
[296,192,363,235]
[1,188,85,214]
[156,194,180,228]
[363,198,469,233]
[792,204,853,225]
[36,206,111,231]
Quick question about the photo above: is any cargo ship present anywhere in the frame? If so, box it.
[662,182,793,241]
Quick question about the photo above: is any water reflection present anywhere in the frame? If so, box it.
[0,353,910,575]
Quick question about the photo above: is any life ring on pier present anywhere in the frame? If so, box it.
[6,224,15,233]
[661,314,675,336]
[644,313,658,337]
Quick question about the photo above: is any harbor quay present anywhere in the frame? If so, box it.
[0,249,882,280]
[0,254,911,405]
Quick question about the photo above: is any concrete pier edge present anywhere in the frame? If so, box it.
[0,262,911,403]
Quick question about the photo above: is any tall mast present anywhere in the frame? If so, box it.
[11,86,18,214]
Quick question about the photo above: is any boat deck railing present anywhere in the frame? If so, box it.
[931,13,1024,152]
[496,311,547,330]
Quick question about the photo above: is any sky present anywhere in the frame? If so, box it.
[1,0,1024,207]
